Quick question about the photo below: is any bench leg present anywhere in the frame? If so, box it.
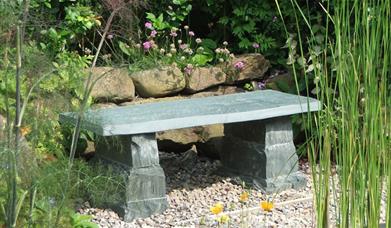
[221,116,306,193]
[94,133,168,221]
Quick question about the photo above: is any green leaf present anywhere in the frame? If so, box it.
[118,41,131,56]
[146,12,156,21]
[192,54,213,66]
[201,39,217,50]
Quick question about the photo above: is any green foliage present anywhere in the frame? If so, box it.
[145,0,192,29]
[39,4,100,53]
[40,51,92,104]
[277,0,391,227]
[70,213,98,228]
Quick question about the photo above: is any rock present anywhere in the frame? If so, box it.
[265,72,295,92]
[225,53,271,84]
[89,67,135,103]
[119,96,185,106]
[197,137,223,159]
[189,85,243,98]
[173,145,198,171]
[90,102,118,109]
[130,66,185,98]
[157,125,224,153]
[185,67,226,93]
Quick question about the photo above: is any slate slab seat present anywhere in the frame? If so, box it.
[59,90,320,221]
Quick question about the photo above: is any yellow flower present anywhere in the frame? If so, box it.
[239,191,249,203]
[260,201,274,212]
[216,213,230,224]
[20,126,31,136]
[210,202,224,215]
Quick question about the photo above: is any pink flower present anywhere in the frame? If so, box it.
[252,43,260,48]
[143,41,152,50]
[179,44,188,50]
[150,30,157,37]
[188,31,195,36]
[184,65,193,75]
[170,31,178,37]
[145,22,153,29]
[234,61,245,70]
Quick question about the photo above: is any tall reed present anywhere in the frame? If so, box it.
[276,0,390,227]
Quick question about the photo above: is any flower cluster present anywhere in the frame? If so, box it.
[210,202,230,225]
[208,195,275,226]
[121,21,239,75]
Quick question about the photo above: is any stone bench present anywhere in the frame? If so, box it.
[59,90,320,221]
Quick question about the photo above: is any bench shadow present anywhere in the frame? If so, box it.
[159,148,229,193]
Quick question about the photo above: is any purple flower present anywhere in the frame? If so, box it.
[258,81,266,90]
[145,22,153,29]
[143,41,152,50]
[188,31,195,36]
[150,30,157,37]
[252,43,260,49]
[234,61,245,70]
[184,65,193,75]
[170,31,178,37]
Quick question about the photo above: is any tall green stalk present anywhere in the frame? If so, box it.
[276,0,390,227]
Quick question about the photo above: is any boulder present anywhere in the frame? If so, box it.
[225,53,271,84]
[118,95,185,106]
[89,67,135,103]
[185,67,226,93]
[189,85,243,98]
[130,66,185,98]
[90,102,118,110]
[197,137,223,159]
[265,72,295,92]
[157,124,224,153]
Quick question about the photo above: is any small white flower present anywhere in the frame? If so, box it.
[223,41,228,46]
[180,56,186,60]
[195,38,202,44]
[178,40,183,44]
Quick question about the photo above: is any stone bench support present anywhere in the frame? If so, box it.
[221,116,306,192]
[95,133,167,221]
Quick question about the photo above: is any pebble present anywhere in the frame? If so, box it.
[79,153,387,227]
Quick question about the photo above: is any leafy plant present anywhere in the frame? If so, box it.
[145,0,192,30]
[276,0,391,227]
[70,213,98,228]
[118,23,233,74]
[39,4,100,53]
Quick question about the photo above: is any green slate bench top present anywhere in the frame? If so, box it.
[59,90,320,136]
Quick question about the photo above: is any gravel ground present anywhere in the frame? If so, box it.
[78,150,388,228]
